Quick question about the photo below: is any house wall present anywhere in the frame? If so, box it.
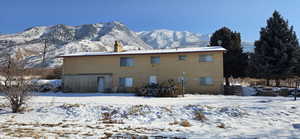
[62,51,224,94]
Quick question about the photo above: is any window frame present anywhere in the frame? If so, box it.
[199,54,213,62]
[178,55,187,61]
[150,56,160,64]
[120,57,134,67]
[199,77,214,85]
[119,77,133,87]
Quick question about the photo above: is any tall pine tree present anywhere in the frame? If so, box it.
[253,11,299,86]
[210,27,248,86]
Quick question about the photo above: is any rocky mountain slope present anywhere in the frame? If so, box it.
[0,21,254,68]
[138,30,254,52]
[137,29,210,49]
[0,22,150,67]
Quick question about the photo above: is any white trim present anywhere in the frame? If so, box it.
[61,46,225,57]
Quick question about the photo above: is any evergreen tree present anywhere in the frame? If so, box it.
[210,27,248,86]
[253,11,299,86]
[294,49,300,76]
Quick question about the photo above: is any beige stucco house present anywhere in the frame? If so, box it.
[60,42,225,94]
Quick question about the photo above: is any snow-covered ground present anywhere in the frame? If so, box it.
[0,93,300,138]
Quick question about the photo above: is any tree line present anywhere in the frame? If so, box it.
[210,11,300,87]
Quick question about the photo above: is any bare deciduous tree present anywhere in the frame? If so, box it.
[0,54,33,113]
[42,39,48,66]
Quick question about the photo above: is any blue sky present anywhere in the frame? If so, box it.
[0,0,299,42]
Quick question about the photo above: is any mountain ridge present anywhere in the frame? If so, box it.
[0,22,254,68]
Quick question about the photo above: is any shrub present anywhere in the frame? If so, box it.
[136,79,182,97]
[128,105,152,116]
[60,103,81,109]
[279,88,289,96]
[42,68,62,79]
[101,112,124,124]
[224,85,242,95]
[0,55,34,113]
[31,79,62,92]
[102,112,112,121]
[180,120,191,127]
[255,87,278,96]
[194,111,207,121]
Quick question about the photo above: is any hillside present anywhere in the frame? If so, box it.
[0,22,254,68]
[0,22,150,67]
[137,29,210,49]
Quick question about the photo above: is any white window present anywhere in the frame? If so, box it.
[200,77,213,85]
[199,55,213,62]
[119,77,133,87]
[151,56,160,64]
[149,76,157,84]
[120,57,134,67]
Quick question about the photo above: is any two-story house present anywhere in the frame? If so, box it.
[60,41,225,94]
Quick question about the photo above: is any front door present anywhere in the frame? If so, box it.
[97,77,105,92]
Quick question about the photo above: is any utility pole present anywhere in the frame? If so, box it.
[181,72,186,97]
[295,81,299,101]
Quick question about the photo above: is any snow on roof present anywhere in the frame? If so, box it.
[60,46,225,57]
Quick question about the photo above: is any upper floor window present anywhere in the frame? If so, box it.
[151,56,160,64]
[120,57,134,67]
[119,77,133,87]
[178,55,187,61]
[199,77,213,85]
[199,54,213,62]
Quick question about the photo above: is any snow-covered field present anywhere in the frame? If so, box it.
[0,93,300,139]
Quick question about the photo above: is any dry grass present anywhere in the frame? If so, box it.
[0,103,9,108]
[86,125,96,129]
[81,132,94,136]
[103,119,124,124]
[169,120,179,125]
[3,128,43,138]
[217,123,225,128]
[60,123,79,128]
[161,106,173,113]
[102,112,112,120]
[100,112,124,124]
[204,105,215,109]
[104,124,114,127]
[180,120,192,127]
[60,103,82,109]
[50,130,80,137]
[128,105,144,115]
[194,111,207,121]
[2,128,12,133]
[128,105,152,116]
[18,106,34,113]
[40,122,63,127]
[104,132,113,138]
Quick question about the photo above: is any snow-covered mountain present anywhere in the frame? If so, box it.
[138,29,210,49]
[138,30,254,52]
[0,21,254,68]
[0,22,150,67]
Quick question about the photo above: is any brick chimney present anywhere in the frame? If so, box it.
[114,40,123,52]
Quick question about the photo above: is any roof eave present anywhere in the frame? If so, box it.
[58,49,226,58]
